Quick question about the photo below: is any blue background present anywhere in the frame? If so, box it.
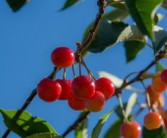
[0,0,167,138]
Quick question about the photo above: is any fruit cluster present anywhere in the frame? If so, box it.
[37,46,115,112]
[120,69,167,138]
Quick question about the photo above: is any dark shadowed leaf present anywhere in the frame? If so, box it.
[87,20,128,53]
[162,0,167,9]
[25,133,63,138]
[104,119,123,138]
[6,0,29,12]
[91,108,116,138]
[142,126,167,138]
[153,26,167,54]
[61,0,80,10]
[0,109,56,137]
[156,62,165,72]
[125,0,162,40]
[75,111,88,138]
[124,40,145,62]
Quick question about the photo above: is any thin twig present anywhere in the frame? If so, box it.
[62,111,90,137]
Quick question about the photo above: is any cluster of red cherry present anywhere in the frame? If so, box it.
[120,69,167,138]
[37,46,115,112]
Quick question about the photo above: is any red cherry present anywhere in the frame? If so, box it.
[37,78,62,102]
[151,72,167,93]
[68,95,86,110]
[51,46,75,68]
[85,91,105,112]
[144,111,162,130]
[72,75,95,100]
[161,69,167,84]
[56,79,72,100]
[120,121,141,138]
[95,77,115,100]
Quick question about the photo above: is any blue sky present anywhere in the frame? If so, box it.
[0,0,167,138]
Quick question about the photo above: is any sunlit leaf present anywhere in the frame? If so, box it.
[125,0,162,40]
[125,93,138,118]
[0,109,56,137]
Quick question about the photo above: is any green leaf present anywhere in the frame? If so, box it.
[25,133,63,138]
[104,119,123,138]
[61,0,80,11]
[6,0,29,12]
[142,126,167,138]
[125,93,138,118]
[153,26,167,54]
[125,0,162,40]
[115,103,127,119]
[156,62,165,72]
[124,40,145,62]
[0,109,56,137]
[87,20,128,53]
[83,9,129,43]
[91,109,116,138]
[75,111,88,138]
[107,0,127,10]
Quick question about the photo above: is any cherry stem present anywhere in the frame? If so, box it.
[72,64,76,78]
[81,58,96,81]
[63,68,66,79]
[116,94,128,122]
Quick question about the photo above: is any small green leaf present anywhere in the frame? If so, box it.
[124,40,145,62]
[142,126,167,138]
[156,62,165,72]
[91,109,116,138]
[87,20,128,53]
[104,119,123,138]
[6,0,29,12]
[60,0,80,11]
[125,0,162,40]
[0,109,56,137]
[125,93,138,118]
[25,133,63,138]
[75,111,88,138]
[153,26,167,54]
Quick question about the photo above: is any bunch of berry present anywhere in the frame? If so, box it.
[37,46,115,112]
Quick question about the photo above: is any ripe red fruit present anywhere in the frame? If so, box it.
[95,77,115,100]
[51,46,75,68]
[144,111,162,130]
[56,79,72,100]
[68,95,86,110]
[72,75,95,100]
[161,69,167,84]
[37,78,62,102]
[85,91,105,112]
[120,121,141,138]
[151,72,167,93]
